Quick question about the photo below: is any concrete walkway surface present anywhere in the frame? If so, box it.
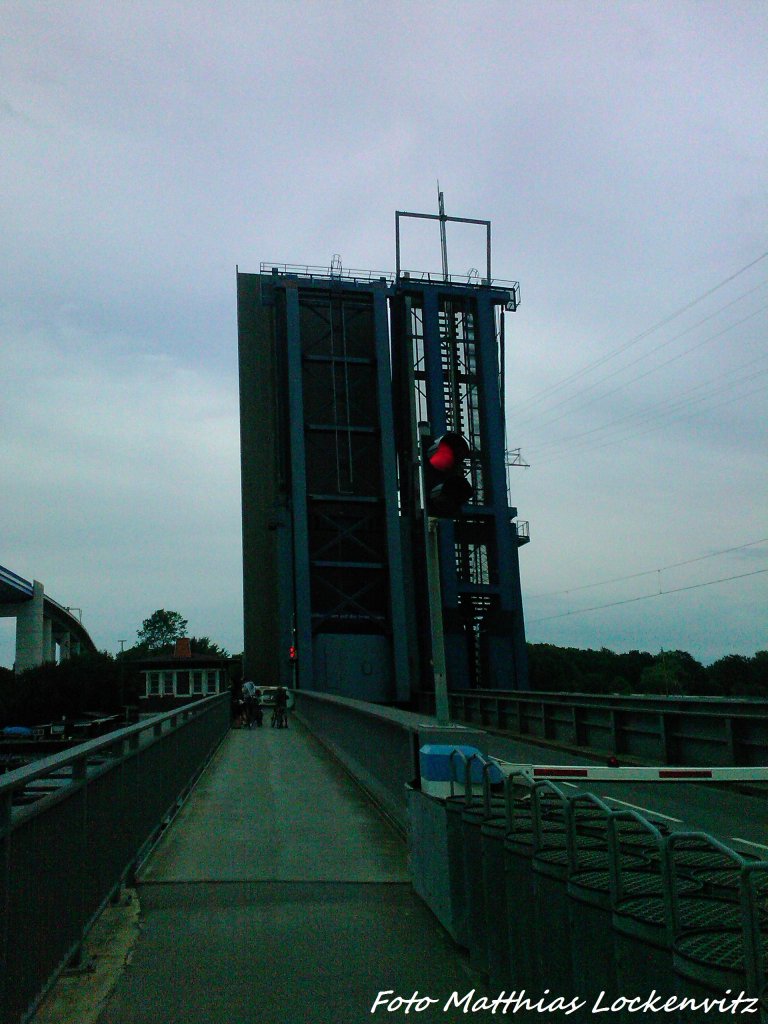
[96,720,487,1024]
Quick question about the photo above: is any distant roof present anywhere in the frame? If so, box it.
[130,638,229,668]
[134,653,229,668]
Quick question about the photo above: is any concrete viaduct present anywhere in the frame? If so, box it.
[0,564,97,672]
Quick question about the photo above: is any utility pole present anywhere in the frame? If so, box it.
[118,639,127,717]
[418,422,450,726]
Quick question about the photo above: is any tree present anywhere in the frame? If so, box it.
[136,609,189,651]
[707,654,759,696]
[0,651,139,728]
[639,650,705,695]
[190,636,229,658]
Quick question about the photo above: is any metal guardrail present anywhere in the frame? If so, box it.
[0,693,230,1024]
[445,690,768,767]
[296,689,768,1011]
[258,262,521,295]
[0,565,33,598]
[429,754,768,1013]
[293,690,421,834]
[260,262,395,284]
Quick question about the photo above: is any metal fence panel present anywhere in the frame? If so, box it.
[0,694,229,1024]
[444,691,768,767]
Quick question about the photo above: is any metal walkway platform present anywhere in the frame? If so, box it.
[96,720,486,1024]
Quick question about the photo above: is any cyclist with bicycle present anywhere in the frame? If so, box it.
[271,686,288,729]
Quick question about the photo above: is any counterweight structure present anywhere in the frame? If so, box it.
[238,229,529,700]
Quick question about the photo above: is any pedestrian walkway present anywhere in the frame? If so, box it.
[97,719,487,1024]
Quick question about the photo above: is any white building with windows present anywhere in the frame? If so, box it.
[135,638,230,710]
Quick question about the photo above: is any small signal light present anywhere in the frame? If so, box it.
[422,432,474,518]
[288,645,298,661]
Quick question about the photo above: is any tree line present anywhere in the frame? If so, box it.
[1,629,765,729]
[0,609,235,729]
[526,644,768,697]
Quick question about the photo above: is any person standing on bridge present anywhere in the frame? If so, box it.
[242,679,259,728]
[273,685,288,728]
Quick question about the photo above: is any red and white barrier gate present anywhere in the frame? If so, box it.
[492,761,768,783]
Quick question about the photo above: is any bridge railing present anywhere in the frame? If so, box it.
[295,690,768,1006]
[0,565,34,597]
[408,758,768,1012]
[0,693,230,1024]
[293,691,422,834]
[439,690,768,766]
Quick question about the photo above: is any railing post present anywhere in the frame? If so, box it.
[72,754,88,973]
[658,712,672,764]
[541,701,549,740]
[0,790,12,1023]
[609,708,620,754]
[724,716,737,766]
[513,697,522,735]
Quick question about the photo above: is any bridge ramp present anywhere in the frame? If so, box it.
[98,721,486,1024]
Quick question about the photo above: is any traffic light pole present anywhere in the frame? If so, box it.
[418,423,450,726]
[426,518,450,726]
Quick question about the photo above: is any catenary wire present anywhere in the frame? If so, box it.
[527,569,768,624]
[512,281,768,432]
[528,538,768,599]
[532,380,768,465]
[515,301,768,441]
[512,251,768,417]
[525,359,768,456]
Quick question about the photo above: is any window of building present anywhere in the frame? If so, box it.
[162,671,174,695]
[176,671,190,696]
[206,670,218,694]
[192,670,204,695]
[147,672,160,696]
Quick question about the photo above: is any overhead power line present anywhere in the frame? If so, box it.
[533,380,768,465]
[513,250,768,417]
[514,286,768,435]
[528,538,768,599]
[527,568,768,624]
[525,358,768,458]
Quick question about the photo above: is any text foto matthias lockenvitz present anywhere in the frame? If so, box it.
[370,989,761,1016]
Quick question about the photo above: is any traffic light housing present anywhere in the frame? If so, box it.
[422,432,473,518]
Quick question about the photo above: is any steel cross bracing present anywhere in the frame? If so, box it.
[299,288,391,632]
[300,296,376,495]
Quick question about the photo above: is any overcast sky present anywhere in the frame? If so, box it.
[1,1,766,668]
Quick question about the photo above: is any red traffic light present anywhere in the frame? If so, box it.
[427,433,469,472]
[423,432,473,518]
[288,645,298,661]
[428,439,457,473]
